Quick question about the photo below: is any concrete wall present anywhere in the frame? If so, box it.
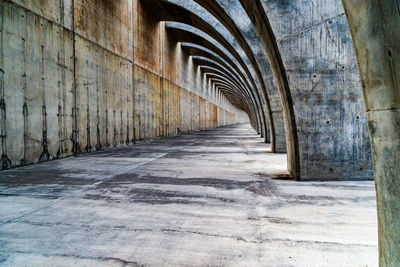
[261,0,373,180]
[0,0,242,170]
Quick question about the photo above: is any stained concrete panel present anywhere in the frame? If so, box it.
[1,0,249,170]
[75,36,134,152]
[74,0,133,60]
[134,0,160,75]
[2,2,74,167]
[261,0,373,180]
[11,0,73,30]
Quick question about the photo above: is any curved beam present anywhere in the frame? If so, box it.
[214,84,248,109]
[165,25,267,138]
[207,76,252,111]
[193,57,258,121]
[196,60,253,105]
[239,0,300,179]
[180,41,266,138]
[206,72,250,103]
[200,66,257,123]
[216,85,248,111]
[167,28,262,111]
[206,74,258,125]
[185,0,279,148]
[141,0,272,143]
[182,44,257,105]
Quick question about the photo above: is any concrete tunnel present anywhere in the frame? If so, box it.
[0,0,399,265]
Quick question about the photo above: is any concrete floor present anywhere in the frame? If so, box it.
[0,124,378,266]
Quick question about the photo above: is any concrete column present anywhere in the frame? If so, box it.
[342,0,400,265]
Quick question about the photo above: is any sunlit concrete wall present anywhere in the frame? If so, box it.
[0,0,243,170]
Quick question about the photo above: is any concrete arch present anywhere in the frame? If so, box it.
[166,28,261,102]
[167,1,280,150]
[212,82,250,111]
[214,84,248,109]
[217,86,250,112]
[201,68,259,128]
[342,0,400,264]
[169,28,264,136]
[181,44,258,106]
[238,0,300,179]
[141,0,274,149]
[194,58,255,107]
[204,72,252,103]
[190,0,297,175]
[190,55,262,131]
[179,39,269,140]
[164,25,273,146]
[182,45,256,100]
[205,74,254,113]
[209,78,245,100]
[204,71,252,105]
[197,62,257,122]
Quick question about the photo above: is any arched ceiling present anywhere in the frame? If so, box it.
[166,26,265,129]
[139,0,303,170]
[141,0,272,145]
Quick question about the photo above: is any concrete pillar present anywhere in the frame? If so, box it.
[342,0,400,265]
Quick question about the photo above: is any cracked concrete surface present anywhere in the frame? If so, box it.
[0,124,377,266]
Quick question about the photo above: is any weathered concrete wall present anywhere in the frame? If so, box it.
[1,1,75,168]
[0,0,241,170]
[261,0,373,180]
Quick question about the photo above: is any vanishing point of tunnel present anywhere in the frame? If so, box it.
[0,0,399,266]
